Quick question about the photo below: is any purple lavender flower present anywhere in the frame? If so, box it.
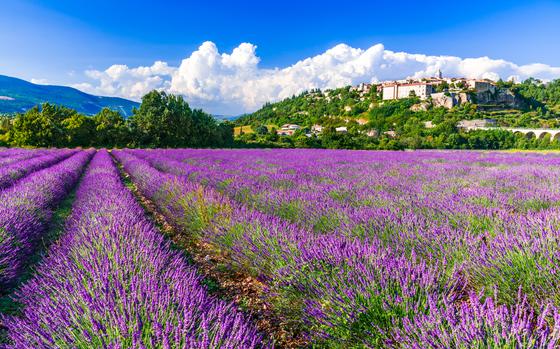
[115,148,560,347]
[1,150,265,348]
[0,150,93,289]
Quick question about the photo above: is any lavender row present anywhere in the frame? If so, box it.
[1,150,265,348]
[0,149,78,191]
[0,149,50,168]
[0,150,93,290]
[0,148,38,159]
[115,150,560,347]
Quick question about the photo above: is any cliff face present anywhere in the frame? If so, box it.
[431,92,472,109]
[475,89,525,109]
[427,88,525,110]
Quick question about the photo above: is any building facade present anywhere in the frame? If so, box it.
[382,83,435,100]
[381,76,496,101]
[277,124,301,136]
[466,80,496,93]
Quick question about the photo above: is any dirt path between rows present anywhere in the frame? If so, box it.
[111,152,307,349]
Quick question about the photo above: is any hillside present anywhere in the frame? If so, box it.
[236,79,560,129]
[0,75,139,116]
[235,84,377,127]
[234,79,560,150]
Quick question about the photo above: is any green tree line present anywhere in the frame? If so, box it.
[0,90,233,148]
[237,119,560,151]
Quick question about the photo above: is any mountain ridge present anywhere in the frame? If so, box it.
[0,75,139,116]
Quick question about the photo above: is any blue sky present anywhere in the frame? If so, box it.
[1,0,560,113]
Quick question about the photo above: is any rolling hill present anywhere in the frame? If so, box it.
[235,79,560,129]
[0,75,139,116]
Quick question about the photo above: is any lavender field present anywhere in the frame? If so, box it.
[1,148,560,348]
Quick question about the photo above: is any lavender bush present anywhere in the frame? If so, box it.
[0,150,93,289]
[0,149,77,191]
[0,149,50,168]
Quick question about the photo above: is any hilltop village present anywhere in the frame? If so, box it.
[356,71,520,109]
[237,72,524,138]
[383,70,492,95]
[233,75,560,150]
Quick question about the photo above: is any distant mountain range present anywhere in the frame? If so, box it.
[0,75,139,116]
[213,114,242,121]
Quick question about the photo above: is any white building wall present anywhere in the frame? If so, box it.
[382,86,397,100]
[398,85,431,99]
[383,84,433,100]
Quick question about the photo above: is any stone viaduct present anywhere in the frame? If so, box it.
[470,127,560,140]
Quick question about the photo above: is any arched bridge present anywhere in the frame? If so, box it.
[471,127,560,140]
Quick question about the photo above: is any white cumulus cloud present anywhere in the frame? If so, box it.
[74,61,175,100]
[74,41,560,115]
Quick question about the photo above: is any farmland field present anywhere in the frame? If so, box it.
[1,148,560,348]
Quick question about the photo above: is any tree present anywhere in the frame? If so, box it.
[62,112,94,147]
[436,81,449,92]
[129,91,194,148]
[254,125,269,135]
[9,103,73,147]
[92,108,129,147]
[190,109,222,147]
[129,90,229,148]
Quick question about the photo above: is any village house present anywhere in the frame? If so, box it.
[311,124,323,134]
[343,118,369,125]
[383,130,397,138]
[457,119,497,130]
[350,82,373,94]
[423,121,435,129]
[466,80,496,93]
[335,126,348,133]
[276,124,301,136]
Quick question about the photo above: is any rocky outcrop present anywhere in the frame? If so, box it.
[427,89,524,110]
[475,89,525,109]
[410,102,429,111]
[431,92,472,109]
